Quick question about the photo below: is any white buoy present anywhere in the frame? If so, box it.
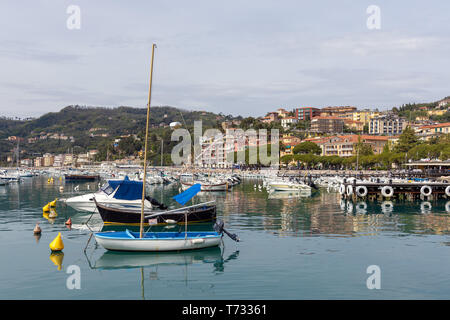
[74,185,79,191]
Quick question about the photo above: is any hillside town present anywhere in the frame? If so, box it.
[2,96,450,169]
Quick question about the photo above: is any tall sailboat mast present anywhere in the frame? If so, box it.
[140,43,157,238]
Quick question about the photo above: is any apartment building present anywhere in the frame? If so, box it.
[43,153,55,167]
[294,107,321,121]
[352,110,380,125]
[320,106,357,120]
[369,114,407,135]
[416,123,450,141]
[34,157,44,167]
[310,116,344,133]
[311,135,389,157]
[196,133,227,168]
[344,119,364,132]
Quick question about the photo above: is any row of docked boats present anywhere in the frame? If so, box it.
[179,172,242,191]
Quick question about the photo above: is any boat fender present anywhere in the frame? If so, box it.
[355,186,368,197]
[381,186,394,198]
[445,186,450,197]
[420,185,432,197]
[191,238,205,244]
[339,184,345,195]
[346,185,353,197]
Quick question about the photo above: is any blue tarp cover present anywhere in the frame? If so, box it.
[172,183,201,205]
[108,175,130,191]
[108,176,143,201]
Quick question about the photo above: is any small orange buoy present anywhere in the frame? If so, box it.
[65,218,72,226]
[33,223,41,235]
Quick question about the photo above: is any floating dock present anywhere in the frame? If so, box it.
[340,179,450,201]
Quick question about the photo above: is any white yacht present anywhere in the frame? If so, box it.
[63,177,152,212]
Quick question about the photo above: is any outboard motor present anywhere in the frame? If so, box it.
[308,180,318,190]
[214,220,240,242]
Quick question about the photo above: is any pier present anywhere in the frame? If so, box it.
[340,179,450,201]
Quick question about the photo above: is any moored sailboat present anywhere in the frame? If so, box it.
[93,44,239,252]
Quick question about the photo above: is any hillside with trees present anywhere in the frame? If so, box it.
[0,105,238,165]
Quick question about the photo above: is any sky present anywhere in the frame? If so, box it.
[0,0,449,118]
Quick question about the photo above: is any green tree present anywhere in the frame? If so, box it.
[395,126,419,153]
[293,141,321,155]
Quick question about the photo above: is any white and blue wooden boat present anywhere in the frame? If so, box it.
[94,230,222,252]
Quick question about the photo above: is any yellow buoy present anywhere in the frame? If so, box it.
[49,252,64,270]
[49,198,57,207]
[49,232,64,251]
[43,203,51,212]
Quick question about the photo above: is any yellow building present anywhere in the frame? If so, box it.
[43,153,54,167]
[427,109,447,116]
[352,110,380,125]
[280,134,302,156]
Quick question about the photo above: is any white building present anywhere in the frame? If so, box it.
[369,114,407,135]
[281,117,298,129]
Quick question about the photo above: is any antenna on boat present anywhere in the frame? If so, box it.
[140,43,157,238]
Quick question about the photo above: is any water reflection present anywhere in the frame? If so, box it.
[5,176,450,245]
[88,247,238,272]
[381,201,394,215]
[220,182,450,237]
[420,201,432,214]
[268,190,311,199]
[49,252,64,271]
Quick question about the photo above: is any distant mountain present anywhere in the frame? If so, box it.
[0,105,239,163]
[1,105,229,138]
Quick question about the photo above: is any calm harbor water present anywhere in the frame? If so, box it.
[1,176,450,299]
